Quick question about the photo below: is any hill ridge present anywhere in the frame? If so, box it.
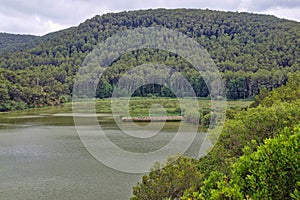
[0,8,299,111]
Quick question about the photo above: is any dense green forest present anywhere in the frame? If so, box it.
[1,8,299,199]
[0,33,40,55]
[131,73,300,200]
[0,9,299,111]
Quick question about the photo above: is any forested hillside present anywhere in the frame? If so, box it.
[0,33,40,54]
[131,73,300,200]
[0,9,299,111]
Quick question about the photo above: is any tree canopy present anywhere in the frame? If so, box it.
[131,73,300,199]
[0,9,299,111]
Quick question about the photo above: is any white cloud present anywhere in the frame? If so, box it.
[244,0,300,11]
[260,7,300,21]
[48,21,67,33]
[238,0,300,21]
[0,11,68,35]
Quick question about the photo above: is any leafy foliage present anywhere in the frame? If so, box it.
[132,72,300,199]
[0,33,39,54]
[0,9,299,111]
[197,73,300,175]
[230,126,300,199]
[131,156,202,200]
[181,126,300,200]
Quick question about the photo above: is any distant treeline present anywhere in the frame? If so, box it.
[0,9,299,111]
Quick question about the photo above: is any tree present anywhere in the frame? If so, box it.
[131,156,202,200]
[182,126,300,200]
[0,9,299,110]
[96,80,113,98]
[230,126,300,199]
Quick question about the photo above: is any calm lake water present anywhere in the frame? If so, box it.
[0,108,206,200]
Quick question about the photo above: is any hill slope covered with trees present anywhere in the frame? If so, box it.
[0,33,40,55]
[0,9,299,111]
[131,73,300,200]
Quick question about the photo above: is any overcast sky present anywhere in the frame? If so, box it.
[1,0,300,36]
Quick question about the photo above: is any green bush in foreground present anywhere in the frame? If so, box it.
[131,156,202,200]
[181,125,300,200]
[132,75,300,200]
[231,126,300,199]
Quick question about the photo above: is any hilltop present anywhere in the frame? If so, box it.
[0,9,299,111]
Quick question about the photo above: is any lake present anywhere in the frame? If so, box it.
[0,107,207,200]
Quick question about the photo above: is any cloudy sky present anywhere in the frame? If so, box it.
[1,0,300,36]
